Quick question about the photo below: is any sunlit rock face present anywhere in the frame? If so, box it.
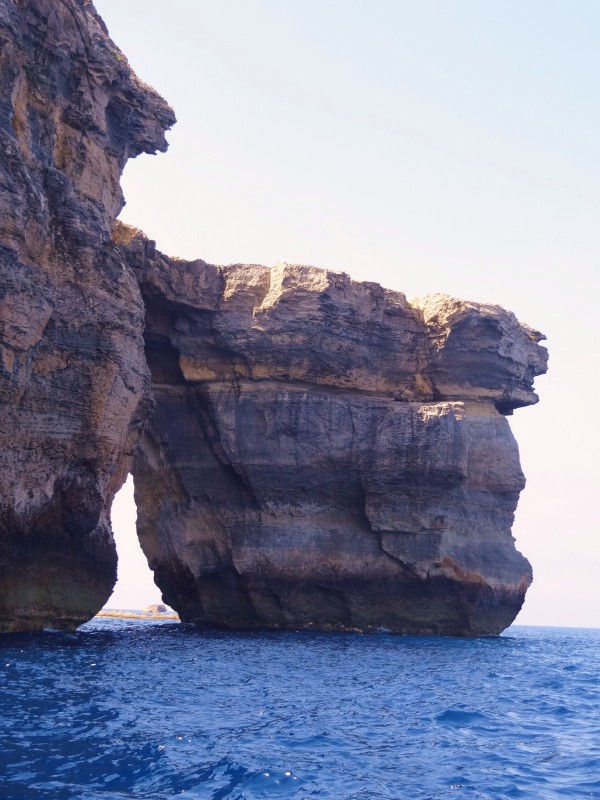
[0,0,174,631]
[121,227,548,636]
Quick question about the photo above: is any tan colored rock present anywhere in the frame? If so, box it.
[0,1,174,631]
[414,294,547,413]
[123,229,548,635]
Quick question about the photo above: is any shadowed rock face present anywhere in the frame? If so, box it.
[0,0,174,631]
[120,228,547,636]
[0,1,548,636]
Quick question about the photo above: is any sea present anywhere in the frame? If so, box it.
[1,620,598,800]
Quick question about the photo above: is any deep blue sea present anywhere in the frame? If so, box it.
[1,620,599,800]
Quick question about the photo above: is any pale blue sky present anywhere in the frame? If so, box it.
[97,1,600,627]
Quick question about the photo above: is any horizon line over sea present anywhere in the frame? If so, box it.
[97,611,600,634]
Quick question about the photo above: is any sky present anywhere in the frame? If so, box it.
[97,0,600,627]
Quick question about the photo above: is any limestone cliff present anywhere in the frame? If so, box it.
[0,0,174,631]
[0,0,548,637]
[118,226,547,636]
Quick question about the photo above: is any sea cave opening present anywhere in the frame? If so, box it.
[104,474,165,612]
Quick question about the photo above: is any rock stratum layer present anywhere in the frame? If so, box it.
[0,0,174,630]
[0,0,547,635]
[119,227,547,636]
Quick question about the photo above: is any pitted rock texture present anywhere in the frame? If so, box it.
[0,0,547,636]
[0,0,174,631]
[120,227,547,636]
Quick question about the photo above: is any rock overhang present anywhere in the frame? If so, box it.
[120,227,546,636]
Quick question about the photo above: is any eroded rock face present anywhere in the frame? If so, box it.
[0,0,547,636]
[0,1,174,631]
[120,227,547,635]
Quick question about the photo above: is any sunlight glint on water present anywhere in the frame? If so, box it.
[1,622,599,799]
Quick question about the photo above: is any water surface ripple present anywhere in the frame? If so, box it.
[1,621,598,799]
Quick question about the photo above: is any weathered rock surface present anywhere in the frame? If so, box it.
[0,0,174,631]
[0,0,548,636]
[119,226,547,635]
